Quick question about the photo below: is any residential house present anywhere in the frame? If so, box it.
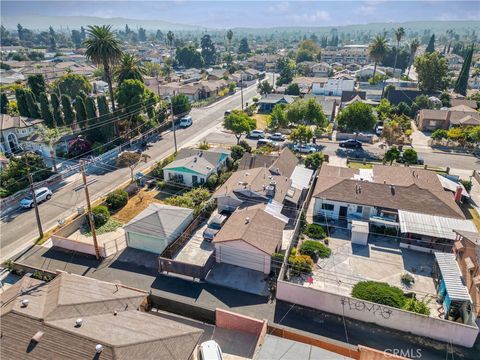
[354,66,386,80]
[258,94,295,113]
[207,68,228,80]
[124,203,193,255]
[246,54,280,71]
[312,62,333,77]
[0,114,43,154]
[238,148,299,178]
[416,105,480,131]
[339,90,366,108]
[213,204,287,274]
[0,272,203,360]
[303,94,337,121]
[312,78,355,96]
[0,68,25,84]
[452,230,480,323]
[386,89,427,106]
[293,77,328,95]
[321,46,369,65]
[451,98,478,110]
[163,148,230,187]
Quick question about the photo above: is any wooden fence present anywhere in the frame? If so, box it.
[159,254,215,280]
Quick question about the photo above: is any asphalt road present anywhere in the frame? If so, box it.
[0,77,269,262]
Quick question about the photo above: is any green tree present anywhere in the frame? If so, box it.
[138,27,147,42]
[393,27,405,77]
[407,38,420,77]
[384,146,400,165]
[201,34,216,65]
[223,110,256,143]
[167,30,175,47]
[27,74,46,99]
[50,93,63,126]
[74,95,87,129]
[296,39,321,63]
[226,29,233,52]
[276,57,295,86]
[402,148,418,165]
[285,83,300,95]
[39,93,55,128]
[84,96,101,141]
[268,104,288,130]
[0,93,8,114]
[61,94,75,127]
[171,93,191,116]
[376,98,393,120]
[414,94,434,110]
[425,34,435,53]
[304,152,324,169]
[439,92,451,107]
[290,125,313,144]
[15,88,30,117]
[257,80,273,95]
[368,35,389,78]
[53,73,92,99]
[238,37,250,54]
[115,53,147,85]
[454,44,473,96]
[304,98,327,127]
[176,45,204,68]
[84,25,123,112]
[414,52,449,92]
[24,89,40,118]
[97,95,114,141]
[431,129,448,140]
[337,102,377,132]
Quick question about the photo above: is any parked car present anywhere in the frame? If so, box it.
[339,139,363,149]
[293,144,317,154]
[268,132,286,141]
[199,340,223,360]
[247,129,265,139]
[179,115,192,128]
[203,214,228,241]
[20,187,52,209]
[224,110,231,116]
[257,138,275,147]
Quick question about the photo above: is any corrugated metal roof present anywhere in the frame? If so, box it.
[434,253,472,302]
[398,210,477,240]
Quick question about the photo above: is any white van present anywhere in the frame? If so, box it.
[199,340,223,360]
[179,115,193,128]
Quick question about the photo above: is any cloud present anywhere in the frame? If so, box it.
[355,5,376,16]
[268,1,290,14]
[289,10,331,24]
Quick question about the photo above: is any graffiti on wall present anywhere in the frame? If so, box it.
[341,297,393,319]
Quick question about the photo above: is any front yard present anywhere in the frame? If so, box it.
[252,113,269,130]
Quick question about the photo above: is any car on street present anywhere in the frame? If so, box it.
[293,144,317,153]
[248,129,265,139]
[203,214,228,241]
[224,110,231,116]
[179,115,193,128]
[20,187,52,209]
[268,132,286,141]
[257,138,276,148]
[339,139,363,149]
[199,340,223,360]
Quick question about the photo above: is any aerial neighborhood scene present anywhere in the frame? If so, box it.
[2,0,480,359]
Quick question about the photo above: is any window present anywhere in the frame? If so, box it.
[356,206,363,214]
[429,120,437,127]
[322,203,334,211]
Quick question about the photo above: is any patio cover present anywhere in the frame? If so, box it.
[434,252,471,302]
[398,210,477,240]
[437,175,469,198]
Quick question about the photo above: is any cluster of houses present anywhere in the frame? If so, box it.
[416,99,480,131]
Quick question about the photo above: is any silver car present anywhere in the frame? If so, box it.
[203,214,227,241]
[20,187,52,208]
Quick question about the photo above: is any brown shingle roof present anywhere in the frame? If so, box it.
[451,98,478,110]
[213,204,285,254]
[314,164,464,218]
[237,148,298,178]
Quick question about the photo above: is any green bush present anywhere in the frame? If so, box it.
[230,145,245,161]
[402,297,431,316]
[206,174,218,190]
[238,140,252,153]
[288,254,314,276]
[460,180,472,193]
[156,180,166,189]
[400,273,415,286]
[304,152,324,170]
[352,281,405,308]
[299,240,331,260]
[91,205,110,228]
[105,189,128,211]
[304,224,326,239]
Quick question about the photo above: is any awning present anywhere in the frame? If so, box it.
[398,210,477,240]
[437,175,469,198]
[435,253,471,302]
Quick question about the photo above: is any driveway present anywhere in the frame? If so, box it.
[206,263,270,297]
[411,121,432,152]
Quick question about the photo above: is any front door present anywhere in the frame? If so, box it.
[339,206,348,220]
[192,175,198,186]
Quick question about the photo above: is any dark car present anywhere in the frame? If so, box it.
[339,139,363,149]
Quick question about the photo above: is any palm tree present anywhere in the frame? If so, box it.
[368,35,389,79]
[115,53,147,85]
[406,38,420,77]
[84,25,122,112]
[393,27,405,78]
[227,29,233,52]
[167,31,174,48]
[161,58,173,81]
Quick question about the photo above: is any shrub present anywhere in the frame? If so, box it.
[299,240,331,260]
[304,152,324,170]
[352,281,405,308]
[105,189,128,211]
[272,253,285,273]
[206,174,218,190]
[400,273,415,286]
[198,139,210,150]
[156,180,166,189]
[304,223,326,239]
[230,145,245,161]
[238,139,252,153]
[404,129,413,137]
[288,254,314,276]
[402,297,431,316]
[460,180,472,193]
[91,205,110,228]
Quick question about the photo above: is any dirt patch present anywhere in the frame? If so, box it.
[253,113,269,130]
[112,188,163,223]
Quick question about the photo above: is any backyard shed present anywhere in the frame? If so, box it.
[350,220,369,245]
[123,203,193,255]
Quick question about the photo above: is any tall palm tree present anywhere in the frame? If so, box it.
[167,31,174,48]
[393,27,405,78]
[227,29,233,52]
[406,38,420,77]
[368,35,389,79]
[84,25,122,112]
[115,53,147,85]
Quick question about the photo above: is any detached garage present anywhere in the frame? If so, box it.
[213,205,286,274]
[124,203,193,255]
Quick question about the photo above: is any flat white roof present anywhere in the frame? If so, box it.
[434,253,471,302]
[398,210,477,240]
[352,220,369,233]
[290,165,314,190]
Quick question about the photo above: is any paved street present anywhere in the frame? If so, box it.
[0,77,270,262]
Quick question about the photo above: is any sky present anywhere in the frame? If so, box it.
[2,0,479,28]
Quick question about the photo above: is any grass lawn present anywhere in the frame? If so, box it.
[253,113,269,130]
[112,188,164,223]
[84,218,123,236]
[348,161,374,169]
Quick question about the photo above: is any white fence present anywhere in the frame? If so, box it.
[276,280,479,348]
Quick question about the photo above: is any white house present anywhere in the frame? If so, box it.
[163,148,230,187]
[0,114,43,154]
[312,78,355,96]
[354,66,386,80]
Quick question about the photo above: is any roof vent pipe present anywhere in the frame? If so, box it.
[96,344,104,353]
[20,299,29,308]
[75,318,83,327]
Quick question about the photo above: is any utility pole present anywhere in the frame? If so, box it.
[170,96,177,153]
[28,172,44,239]
[80,161,100,260]
[240,71,244,110]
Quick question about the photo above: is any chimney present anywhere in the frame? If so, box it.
[454,186,463,203]
[245,217,250,224]
[390,184,395,195]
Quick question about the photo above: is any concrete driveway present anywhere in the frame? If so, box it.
[206,263,270,297]
[411,121,432,152]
